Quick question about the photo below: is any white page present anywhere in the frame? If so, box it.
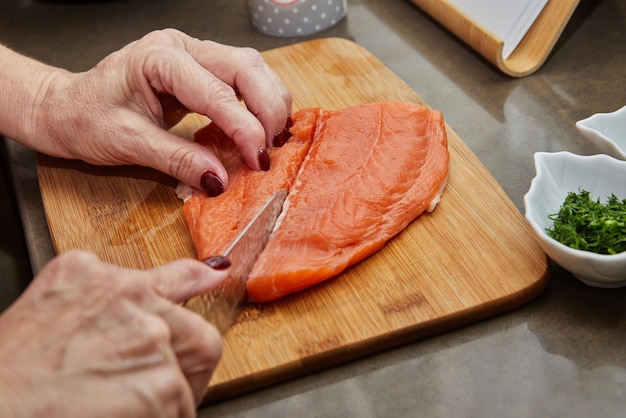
[447,0,549,59]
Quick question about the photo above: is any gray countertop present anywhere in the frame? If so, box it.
[1,0,625,416]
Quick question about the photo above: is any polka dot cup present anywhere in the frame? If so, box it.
[247,0,348,37]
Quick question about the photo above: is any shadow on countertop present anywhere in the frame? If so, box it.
[0,138,33,313]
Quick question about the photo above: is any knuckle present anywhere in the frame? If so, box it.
[189,304,223,347]
[56,249,99,265]
[196,323,223,365]
[160,27,184,38]
[236,46,265,66]
[167,143,203,183]
[207,81,238,105]
[140,28,182,48]
[39,250,100,284]
[155,369,187,397]
[131,369,191,415]
[136,313,172,347]
[116,273,147,296]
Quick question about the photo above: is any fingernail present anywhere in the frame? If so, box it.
[272,117,293,147]
[200,170,224,197]
[203,255,231,270]
[257,147,270,171]
[273,129,287,147]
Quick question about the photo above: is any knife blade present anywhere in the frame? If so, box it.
[185,190,287,334]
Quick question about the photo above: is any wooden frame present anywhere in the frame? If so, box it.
[409,0,580,77]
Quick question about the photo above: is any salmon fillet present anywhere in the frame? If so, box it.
[178,101,449,302]
[176,119,314,259]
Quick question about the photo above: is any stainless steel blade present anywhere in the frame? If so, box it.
[186,190,287,334]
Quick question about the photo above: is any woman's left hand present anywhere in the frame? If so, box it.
[10,29,292,195]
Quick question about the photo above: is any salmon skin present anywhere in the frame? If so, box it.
[178,101,449,302]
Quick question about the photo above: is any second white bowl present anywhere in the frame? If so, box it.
[575,105,626,160]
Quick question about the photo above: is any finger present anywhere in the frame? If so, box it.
[141,259,226,403]
[126,365,198,418]
[172,65,267,170]
[139,259,228,402]
[184,38,293,149]
[148,300,223,404]
[125,121,231,194]
[34,252,204,413]
[146,258,229,304]
[142,36,268,172]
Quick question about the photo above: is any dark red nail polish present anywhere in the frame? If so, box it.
[203,255,231,270]
[284,127,292,141]
[258,147,270,171]
[272,117,293,147]
[283,116,293,141]
[200,170,224,197]
[273,129,287,147]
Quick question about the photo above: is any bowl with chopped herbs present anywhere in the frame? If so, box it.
[524,151,626,288]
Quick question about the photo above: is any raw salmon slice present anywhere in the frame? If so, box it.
[246,101,449,302]
[176,117,315,259]
[178,101,449,303]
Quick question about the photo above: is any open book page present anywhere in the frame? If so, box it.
[447,0,549,59]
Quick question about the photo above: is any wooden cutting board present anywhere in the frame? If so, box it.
[37,37,549,403]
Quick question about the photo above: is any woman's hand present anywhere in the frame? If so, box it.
[0,251,226,418]
[3,29,292,196]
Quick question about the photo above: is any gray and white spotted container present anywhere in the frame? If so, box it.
[247,0,348,37]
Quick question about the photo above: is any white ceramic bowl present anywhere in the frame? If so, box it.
[524,151,626,288]
[575,105,626,160]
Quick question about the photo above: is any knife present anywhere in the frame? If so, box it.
[185,190,287,334]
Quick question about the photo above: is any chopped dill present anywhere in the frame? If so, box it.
[546,189,626,255]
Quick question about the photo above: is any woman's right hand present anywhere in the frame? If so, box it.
[0,251,226,418]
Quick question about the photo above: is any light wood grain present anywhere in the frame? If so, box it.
[37,38,549,403]
[409,0,579,77]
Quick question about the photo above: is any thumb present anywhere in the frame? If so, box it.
[147,258,230,304]
[132,122,231,196]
